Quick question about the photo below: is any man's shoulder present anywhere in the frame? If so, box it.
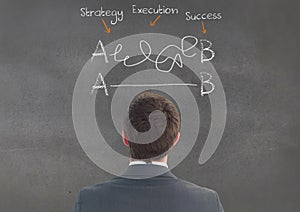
[76,177,224,212]
[79,180,113,194]
[76,180,116,203]
[173,179,223,211]
[80,176,217,196]
[175,178,218,194]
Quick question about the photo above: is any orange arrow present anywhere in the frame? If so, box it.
[201,21,207,34]
[150,15,161,27]
[101,18,111,33]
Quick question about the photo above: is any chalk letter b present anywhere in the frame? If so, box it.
[200,72,215,96]
[200,39,215,63]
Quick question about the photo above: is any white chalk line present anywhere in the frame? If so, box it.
[110,83,198,87]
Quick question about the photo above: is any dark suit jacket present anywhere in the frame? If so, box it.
[73,164,224,212]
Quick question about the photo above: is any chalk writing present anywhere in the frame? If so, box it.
[91,72,215,96]
[92,35,215,73]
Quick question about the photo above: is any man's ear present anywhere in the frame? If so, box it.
[122,131,129,147]
[173,132,180,146]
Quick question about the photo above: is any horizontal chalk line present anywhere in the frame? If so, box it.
[110,83,198,87]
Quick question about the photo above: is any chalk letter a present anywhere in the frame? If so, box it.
[91,73,108,96]
[92,40,108,63]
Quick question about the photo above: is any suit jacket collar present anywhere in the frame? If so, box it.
[120,164,177,179]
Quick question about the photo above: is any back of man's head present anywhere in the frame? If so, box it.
[124,91,180,160]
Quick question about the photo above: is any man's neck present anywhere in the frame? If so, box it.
[129,156,168,168]
[129,155,168,163]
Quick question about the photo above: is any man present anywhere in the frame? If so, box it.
[73,91,224,212]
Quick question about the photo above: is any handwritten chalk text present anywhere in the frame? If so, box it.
[91,35,215,73]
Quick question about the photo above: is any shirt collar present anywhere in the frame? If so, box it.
[129,160,168,168]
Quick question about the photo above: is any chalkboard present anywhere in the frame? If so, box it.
[0,0,299,211]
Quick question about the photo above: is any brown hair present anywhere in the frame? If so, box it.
[124,91,180,160]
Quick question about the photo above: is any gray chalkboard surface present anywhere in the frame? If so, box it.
[0,0,299,211]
